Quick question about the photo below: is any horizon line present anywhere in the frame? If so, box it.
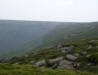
[0,19,98,23]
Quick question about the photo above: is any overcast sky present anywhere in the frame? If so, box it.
[0,0,98,22]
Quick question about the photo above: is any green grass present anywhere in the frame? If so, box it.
[1,37,98,75]
[0,63,98,75]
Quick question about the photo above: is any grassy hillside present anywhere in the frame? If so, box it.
[17,22,98,56]
[0,63,97,75]
[0,37,98,75]
[39,22,98,47]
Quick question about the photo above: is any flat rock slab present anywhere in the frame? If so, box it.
[59,60,73,65]
[49,57,64,64]
[35,60,46,67]
[66,54,77,61]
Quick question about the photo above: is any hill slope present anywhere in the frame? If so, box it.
[18,22,98,54]
[0,37,98,75]
[40,22,98,47]
[0,21,98,57]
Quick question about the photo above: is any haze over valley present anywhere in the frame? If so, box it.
[0,0,98,75]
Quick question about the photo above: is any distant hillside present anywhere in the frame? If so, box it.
[20,22,98,52]
[0,20,98,58]
[40,22,98,47]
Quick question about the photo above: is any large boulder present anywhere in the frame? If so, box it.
[66,54,77,61]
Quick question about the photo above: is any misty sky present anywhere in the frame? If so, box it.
[0,0,98,22]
